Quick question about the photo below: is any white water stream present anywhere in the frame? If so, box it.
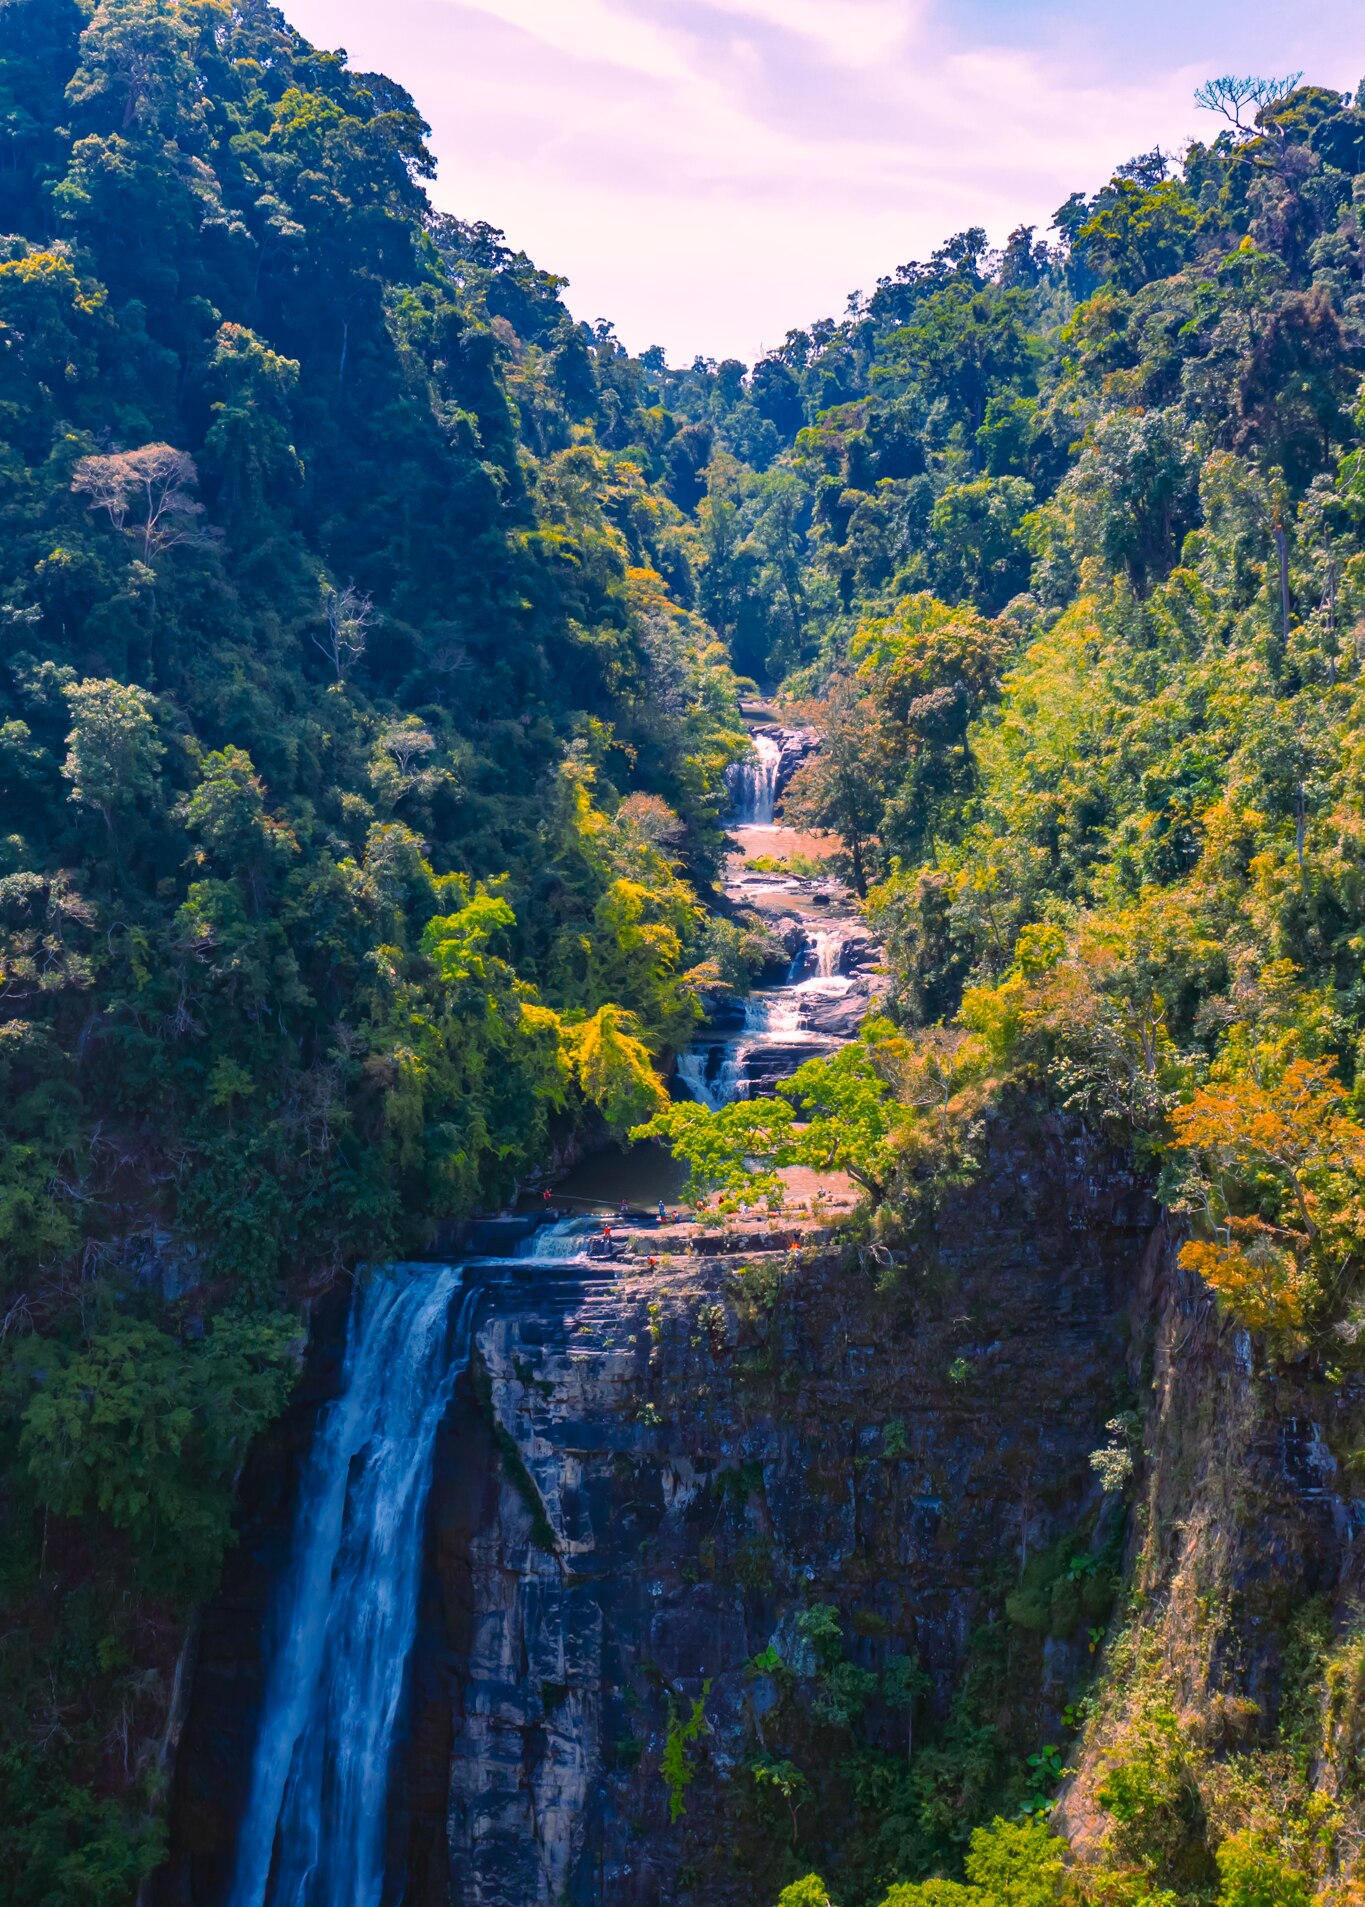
[726,729,783,826]
[229,1220,593,1907]
[676,729,867,1112]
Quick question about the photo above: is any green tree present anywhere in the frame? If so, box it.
[1078,176,1199,292]
[775,1879,834,1907]
[16,1314,297,1598]
[780,681,893,896]
[1215,1830,1311,1907]
[60,677,163,829]
[928,477,1036,614]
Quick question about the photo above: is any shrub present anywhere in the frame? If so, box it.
[1215,1829,1310,1907]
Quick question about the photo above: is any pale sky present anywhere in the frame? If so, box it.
[281,0,1364,364]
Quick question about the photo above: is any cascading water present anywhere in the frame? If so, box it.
[678,720,871,1110]
[519,1214,600,1259]
[727,731,783,826]
[226,1216,598,1907]
[675,1044,744,1112]
[228,1265,471,1907]
[812,928,842,978]
[743,990,803,1035]
[676,976,844,1111]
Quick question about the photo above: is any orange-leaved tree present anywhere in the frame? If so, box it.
[1170,1055,1365,1333]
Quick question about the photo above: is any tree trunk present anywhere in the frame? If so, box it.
[849,835,867,899]
[1274,523,1291,641]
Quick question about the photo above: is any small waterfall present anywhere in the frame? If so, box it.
[676,1040,749,1111]
[676,1044,725,1111]
[727,731,783,826]
[675,871,870,1115]
[520,1215,600,1259]
[744,991,803,1035]
[229,1264,472,1907]
[812,929,842,977]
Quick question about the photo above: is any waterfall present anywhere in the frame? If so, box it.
[727,731,783,826]
[675,1044,726,1111]
[675,1041,748,1111]
[812,929,842,977]
[744,991,803,1035]
[229,1264,472,1907]
[676,915,866,1112]
[520,1215,599,1259]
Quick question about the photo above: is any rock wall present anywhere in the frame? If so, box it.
[173,1113,1365,1906]
[1057,1220,1365,1875]
[394,1122,1155,1906]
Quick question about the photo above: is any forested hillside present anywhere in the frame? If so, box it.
[0,0,754,1888]
[7,1,1365,1899]
[633,65,1365,1907]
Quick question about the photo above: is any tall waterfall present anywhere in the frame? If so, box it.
[229,1264,471,1907]
[727,731,783,825]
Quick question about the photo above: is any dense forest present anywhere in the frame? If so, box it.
[6,1,1365,1901]
[0,0,753,1890]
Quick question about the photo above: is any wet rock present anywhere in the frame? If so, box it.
[793,987,865,1038]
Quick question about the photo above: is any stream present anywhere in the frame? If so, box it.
[674,720,875,1111]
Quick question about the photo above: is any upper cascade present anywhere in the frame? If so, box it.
[727,730,784,826]
[679,719,876,1112]
[725,725,819,828]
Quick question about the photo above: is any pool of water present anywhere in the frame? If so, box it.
[540,1139,687,1212]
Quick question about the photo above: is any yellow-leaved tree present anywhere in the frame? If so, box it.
[1171,1054,1365,1334]
[567,1002,668,1129]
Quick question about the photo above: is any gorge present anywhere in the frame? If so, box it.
[160,731,887,1906]
[8,5,1365,1903]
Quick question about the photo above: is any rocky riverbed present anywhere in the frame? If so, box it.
[677,724,880,1111]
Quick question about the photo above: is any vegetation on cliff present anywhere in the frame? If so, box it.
[0,0,752,1889]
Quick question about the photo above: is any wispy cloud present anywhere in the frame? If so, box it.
[284,0,1362,360]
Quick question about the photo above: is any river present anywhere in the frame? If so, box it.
[674,718,875,1110]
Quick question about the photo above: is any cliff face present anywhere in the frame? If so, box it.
[168,1116,1365,1907]
[393,1122,1154,1906]
[160,1127,1365,1907]
[1058,1225,1365,1889]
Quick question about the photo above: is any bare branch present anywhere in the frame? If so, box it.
[312,583,376,682]
[72,443,204,562]
[1194,73,1304,135]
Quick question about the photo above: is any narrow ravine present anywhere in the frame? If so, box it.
[676,716,876,1111]
[172,719,881,1907]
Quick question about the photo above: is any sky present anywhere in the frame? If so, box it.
[280,0,1365,365]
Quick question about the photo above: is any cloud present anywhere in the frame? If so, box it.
[453,0,690,81]
[697,0,919,68]
[279,0,1359,361]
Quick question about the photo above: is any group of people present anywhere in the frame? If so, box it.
[539,1187,671,1226]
